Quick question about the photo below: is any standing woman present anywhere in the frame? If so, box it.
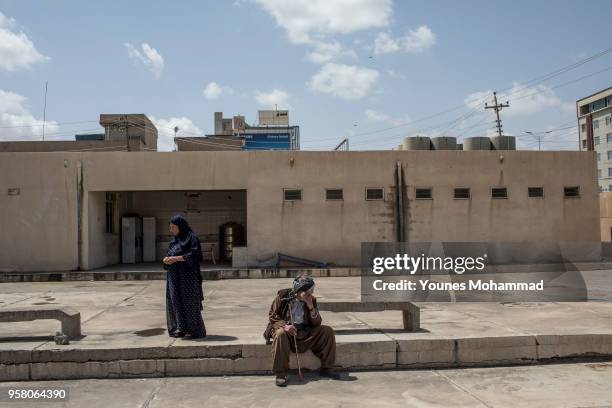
[163,214,206,339]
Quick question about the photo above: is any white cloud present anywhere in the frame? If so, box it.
[306,41,356,64]
[464,83,562,117]
[365,109,409,126]
[0,89,58,140]
[385,69,405,80]
[0,12,48,71]
[374,25,436,54]
[255,89,290,109]
[203,82,223,100]
[149,116,204,152]
[365,109,390,122]
[255,0,392,44]
[125,42,164,79]
[308,63,379,100]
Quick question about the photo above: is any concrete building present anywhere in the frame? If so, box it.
[175,111,300,151]
[0,114,158,153]
[577,87,612,191]
[0,149,599,272]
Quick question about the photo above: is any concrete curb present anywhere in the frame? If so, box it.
[2,334,611,381]
[3,261,612,282]
[0,268,363,283]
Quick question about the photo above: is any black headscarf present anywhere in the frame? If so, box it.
[168,215,202,262]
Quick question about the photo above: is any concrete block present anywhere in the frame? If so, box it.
[336,341,396,369]
[397,339,455,367]
[116,359,165,377]
[167,344,242,359]
[0,349,32,364]
[30,361,120,380]
[32,346,169,363]
[457,336,537,365]
[0,363,30,381]
[241,343,270,358]
[537,334,612,359]
[165,358,234,376]
[232,356,270,373]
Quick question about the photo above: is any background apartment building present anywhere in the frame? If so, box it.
[175,110,300,151]
[577,87,612,191]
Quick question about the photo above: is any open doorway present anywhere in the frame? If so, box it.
[87,190,246,270]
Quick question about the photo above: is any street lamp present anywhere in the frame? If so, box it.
[524,130,552,151]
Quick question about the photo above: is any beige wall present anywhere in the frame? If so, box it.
[600,192,612,241]
[0,154,79,271]
[0,150,600,271]
[0,140,127,153]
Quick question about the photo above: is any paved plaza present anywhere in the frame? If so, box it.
[1,362,611,408]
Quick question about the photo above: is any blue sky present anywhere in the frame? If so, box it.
[0,0,611,151]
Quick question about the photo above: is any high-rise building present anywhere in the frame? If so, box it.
[577,87,612,191]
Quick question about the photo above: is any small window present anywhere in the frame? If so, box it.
[609,167,612,177]
[454,188,470,199]
[609,185,612,192]
[325,188,343,200]
[528,187,544,198]
[608,151,612,160]
[415,188,432,199]
[581,123,586,132]
[595,136,600,145]
[283,188,302,201]
[491,187,508,199]
[580,105,589,115]
[606,116,611,126]
[582,139,587,149]
[594,119,600,129]
[564,186,580,198]
[607,134,612,143]
[366,187,384,200]
[597,152,601,161]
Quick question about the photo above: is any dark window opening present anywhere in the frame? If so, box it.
[366,187,384,200]
[325,188,343,200]
[415,188,432,199]
[564,186,580,198]
[454,188,470,199]
[528,187,544,198]
[105,192,116,233]
[283,189,302,201]
[491,187,508,199]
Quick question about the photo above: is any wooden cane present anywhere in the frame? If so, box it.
[288,301,304,380]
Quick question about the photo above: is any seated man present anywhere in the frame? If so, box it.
[263,275,341,386]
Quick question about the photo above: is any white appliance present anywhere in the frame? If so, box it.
[122,216,142,263]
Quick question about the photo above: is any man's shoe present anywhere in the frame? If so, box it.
[320,369,342,380]
[275,375,288,387]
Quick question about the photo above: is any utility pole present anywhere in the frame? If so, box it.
[485,91,509,137]
[524,130,552,151]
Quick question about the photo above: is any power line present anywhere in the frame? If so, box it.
[304,46,612,145]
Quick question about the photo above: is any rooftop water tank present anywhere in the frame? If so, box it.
[403,136,432,150]
[490,135,516,150]
[431,136,457,150]
[463,137,492,150]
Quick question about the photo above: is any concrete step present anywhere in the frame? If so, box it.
[2,333,611,381]
[3,261,612,282]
